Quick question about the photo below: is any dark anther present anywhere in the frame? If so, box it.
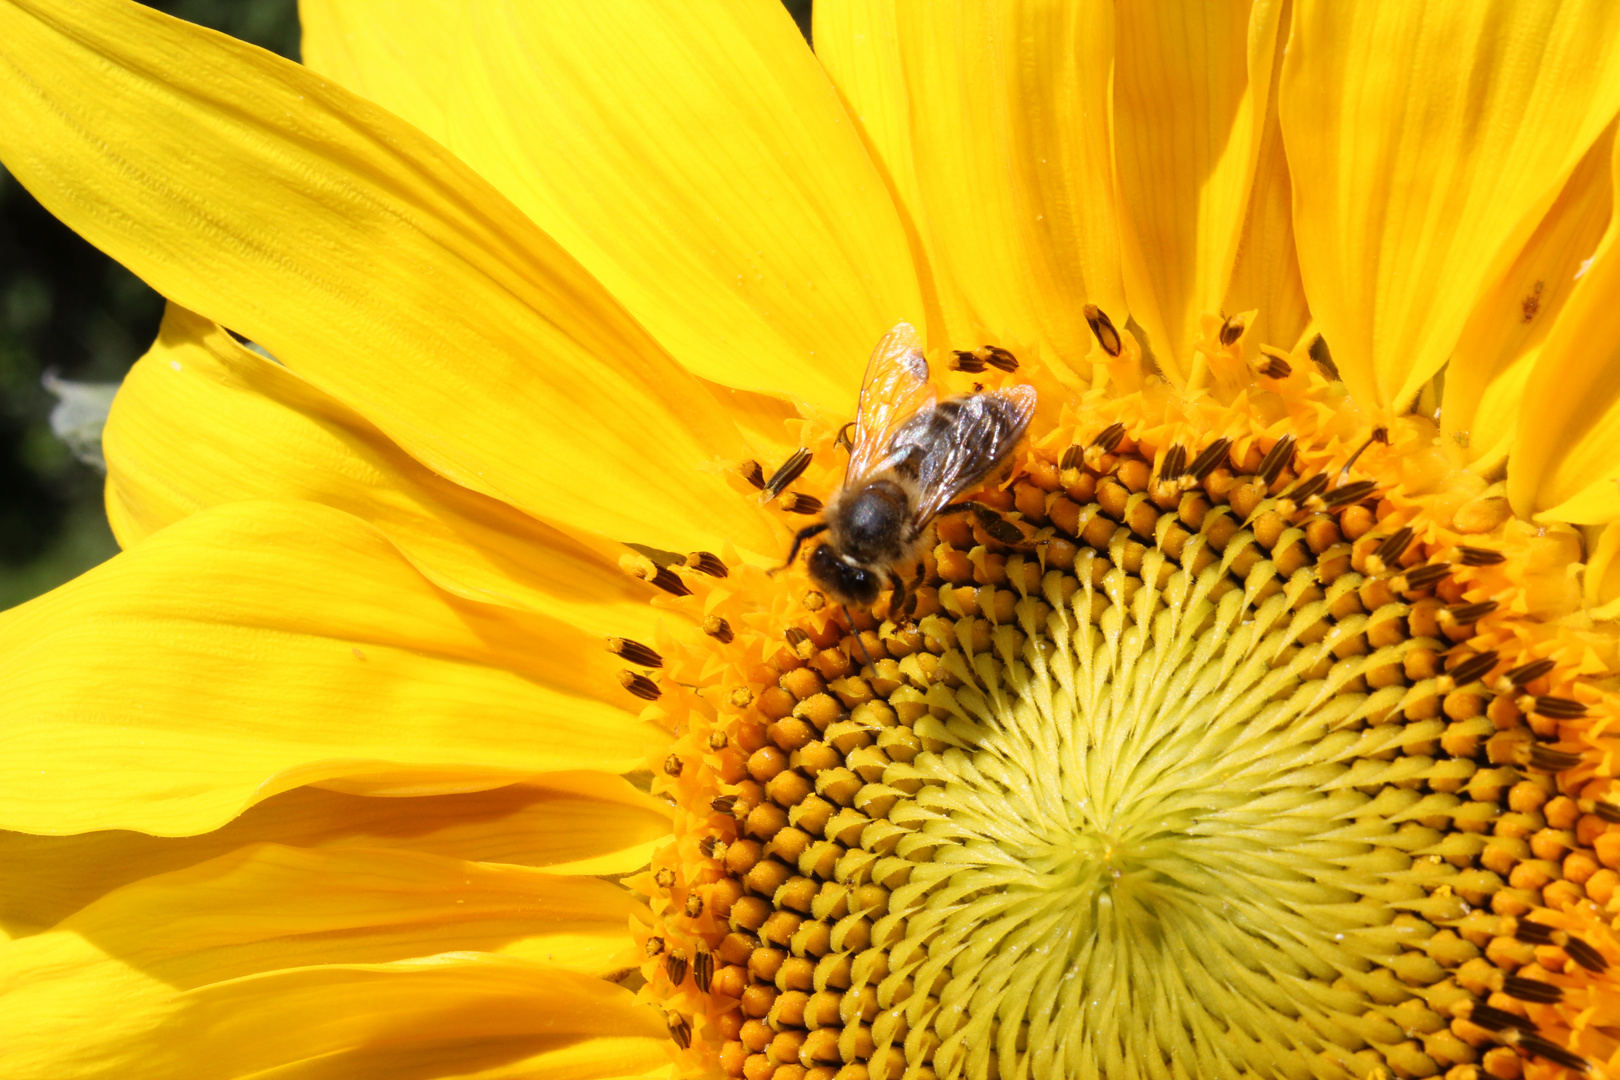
[785,626,811,648]
[835,421,856,452]
[686,551,729,578]
[1338,428,1389,483]
[781,492,824,515]
[699,835,721,858]
[1397,563,1453,591]
[1287,473,1329,503]
[607,637,663,668]
[1258,435,1296,487]
[983,517,1025,545]
[703,615,734,644]
[711,794,738,815]
[693,950,715,994]
[665,949,689,986]
[1506,658,1557,686]
[1517,1033,1588,1073]
[1373,527,1414,566]
[1564,936,1608,972]
[663,753,683,777]
[654,867,676,889]
[1528,744,1583,772]
[761,447,812,502]
[684,894,703,918]
[1445,651,1499,686]
[950,349,987,373]
[1219,314,1245,346]
[1060,444,1083,471]
[707,731,728,751]
[1458,544,1503,569]
[1083,304,1123,357]
[1533,695,1588,719]
[639,563,692,597]
[1322,478,1380,509]
[1159,445,1188,482]
[983,345,1019,372]
[645,936,665,957]
[1457,545,1506,566]
[1188,438,1232,481]
[1447,600,1499,624]
[1255,346,1293,379]
[739,460,765,490]
[1503,975,1562,1004]
[1091,422,1127,452]
[666,1012,692,1051]
[1514,920,1556,945]
[618,671,661,701]
[1593,800,1620,825]
[1308,334,1340,380]
[1468,1003,1533,1033]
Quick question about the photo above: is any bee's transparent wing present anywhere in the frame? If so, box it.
[846,322,936,483]
[908,385,1038,522]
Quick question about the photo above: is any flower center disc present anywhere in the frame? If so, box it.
[645,432,1600,1080]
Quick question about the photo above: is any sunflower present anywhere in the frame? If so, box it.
[4,0,1620,1077]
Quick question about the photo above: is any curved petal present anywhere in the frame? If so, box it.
[1114,0,1282,383]
[1281,0,1620,412]
[0,500,659,836]
[1,774,670,937]
[298,0,460,144]
[106,304,691,626]
[304,0,925,411]
[812,0,971,350]
[1218,0,1309,360]
[0,0,776,556]
[1507,131,1620,524]
[1441,122,1616,469]
[883,0,1125,365]
[3,861,664,1079]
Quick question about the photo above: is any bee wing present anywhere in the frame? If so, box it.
[910,384,1038,522]
[846,322,937,483]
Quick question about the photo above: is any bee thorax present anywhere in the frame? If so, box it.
[832,479,910,562]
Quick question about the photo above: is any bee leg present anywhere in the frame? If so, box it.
[936,500,981,517]
[902,565,924,619]
[774,521,829,574]
[842,605,874,670]
[886,571,910,626]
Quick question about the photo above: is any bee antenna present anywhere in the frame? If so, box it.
[843,605,874,670]
[776,521,829,575]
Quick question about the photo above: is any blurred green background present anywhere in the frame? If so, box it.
[0,0,812,610]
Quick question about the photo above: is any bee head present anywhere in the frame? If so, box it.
[806,543,882,607]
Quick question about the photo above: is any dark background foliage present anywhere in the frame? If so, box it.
[0,0,812,609]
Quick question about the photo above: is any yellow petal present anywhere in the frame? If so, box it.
[1,774,669,937]
[1507,129,1620,524]
[1442,122,1616,469]
[1281,0,1620,413]
[303,0,923,411]
[812,0,970,351]
[4,859,664,1079]
[1114,0,1283,384]
[1220,0,1310,361]
[77,844,637,978]
[298,0,459,144]
[0,500,658,836]
[107,304,689,627]
[0,0,775,556]
[1585,523,1620,616]
[883,0,1125,364]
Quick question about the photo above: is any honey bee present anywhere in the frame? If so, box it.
[784,322,1037,613]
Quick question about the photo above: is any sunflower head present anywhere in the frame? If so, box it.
[3,3,1620,1080]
